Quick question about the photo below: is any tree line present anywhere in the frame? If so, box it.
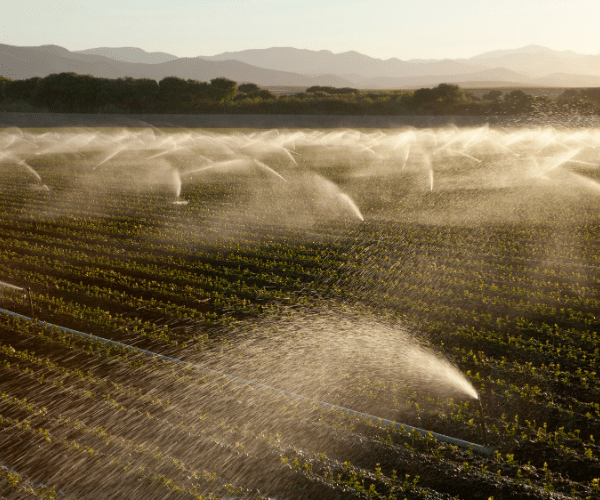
[0,72,599,115]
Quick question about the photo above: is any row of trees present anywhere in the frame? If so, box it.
[1,72,599,115]
[0,73,238,113]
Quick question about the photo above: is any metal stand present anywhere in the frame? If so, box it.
[26,287,35,318]
[478,399,487,444]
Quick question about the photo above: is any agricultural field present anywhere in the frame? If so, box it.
[0,125,599,499]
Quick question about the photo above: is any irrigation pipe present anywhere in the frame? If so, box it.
[0,307,494,456]
[0,461,75,500]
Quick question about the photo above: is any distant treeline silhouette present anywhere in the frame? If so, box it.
[1,72,599,115]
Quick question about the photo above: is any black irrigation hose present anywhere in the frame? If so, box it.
[0,307,494,456]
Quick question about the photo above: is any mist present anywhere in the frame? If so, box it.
[1,125,599,230]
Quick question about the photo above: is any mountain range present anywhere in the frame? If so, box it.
[2,43,600,89]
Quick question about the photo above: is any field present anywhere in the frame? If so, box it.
[0,125,599,499]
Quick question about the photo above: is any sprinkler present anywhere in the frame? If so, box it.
[0,307,495,456]
[26,287,35,318]
[172,199,189,217]
[0,281,33,317]
[478,398,487,444]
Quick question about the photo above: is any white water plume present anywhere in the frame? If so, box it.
[338,193,364,221]
[0,151,47,189]
[238,138,299,166]
[454,150,482,163]
[3,124,600,226]
[0,280,24,292]
[530,148,583,178]
[171,167,182,199]
[94,143,128,169]
[211,310,478,417]
[301,173,364,221]
[252,160,289,183]
[17,160,44,183]
[181,158,287,183]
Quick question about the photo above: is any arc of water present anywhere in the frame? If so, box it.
[94,143,128,169]
[391,136,413,171]
[416,130,438,149]
[281,147,299,166]
[0,134,17,150]
[399,144,411,170]
[253,160,288,183]
[145,145,195,160]
[0,307,492,455]
[486,138,519,156]
[319,130,347,145]
[338,192,364,221]
[503,132,525,147]
[461,125,488,150]
[535,148,582,177]
[240,140,299,166]
[17,161,47,188]
[392,132,415,149]
[453,150,482,163]
[282,131,303,151]
[180,158,249,178]
[206,136,236,155]
[434,136,462,156]
[180,158,287,184]
[66,132,99,151]
[357,146,383,159]
[0,280,24,292]
[150,135,175,151]
[170,167,182,199]
[133,124,161,145]
[180,164,218,178]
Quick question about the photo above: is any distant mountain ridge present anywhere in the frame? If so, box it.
[75,47,179,64]
[469,44,585,60]
[199,46,600,81]
[2,43,600,89]
[196,47,490,78]
[0,43,358,88]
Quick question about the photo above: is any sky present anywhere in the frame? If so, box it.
[3,0,599,60]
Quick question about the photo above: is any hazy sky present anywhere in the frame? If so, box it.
[3,0,599,60]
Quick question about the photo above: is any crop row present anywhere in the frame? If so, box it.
[2,360,588,499]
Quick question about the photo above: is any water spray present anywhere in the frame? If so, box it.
[4,126,599,228]
[0,281,34,317]
[0,307,494,456]
[0,461,74,500]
